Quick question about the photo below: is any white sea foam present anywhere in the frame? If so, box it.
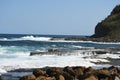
[0,35,51,41]
[20,36,51,41]
[0,36,120,45]
[0,44,119,79]
[97,53,120,59]
[0,51,112,74]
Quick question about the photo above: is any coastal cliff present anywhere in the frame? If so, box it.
[92,5,120,38]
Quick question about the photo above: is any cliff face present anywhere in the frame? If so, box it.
[92,5,120,38]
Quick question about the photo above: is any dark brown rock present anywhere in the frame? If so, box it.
[73,67,84,78]
[84,74,98,80]
[64,36,81,41]
[108,66,120,74]
[96,68,111,80]
[58,75,65,80]
[46,67,63,77]
[114,76,120,80]
[84,67,95,74]
[62,72,75,80]
[19,66,120,80]
[48,48,60,52]
[63,66,75,77]
[33,69,46,77]
[35,76,56,80]
[20,74,36,80]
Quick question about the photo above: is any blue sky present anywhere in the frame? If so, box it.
[0,0,120,35]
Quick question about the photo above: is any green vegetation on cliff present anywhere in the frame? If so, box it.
[92,5,120,38]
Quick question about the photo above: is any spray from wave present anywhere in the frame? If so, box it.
[0,35,51,41]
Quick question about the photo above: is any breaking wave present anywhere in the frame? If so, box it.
[0,35,51,41]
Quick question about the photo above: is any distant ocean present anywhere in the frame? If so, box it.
[0,34,120,75]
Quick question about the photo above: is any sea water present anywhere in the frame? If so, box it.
[0,34,120,75]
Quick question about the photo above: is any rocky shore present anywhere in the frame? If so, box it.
[64,36,120,42]
[50,36,120,42]
[19,66,120,80]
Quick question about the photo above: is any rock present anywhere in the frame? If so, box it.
[30,52,44,56]
[95,51,107,54]
[48,48,60,52]
[55,75,65,80]
[33,69,46,77]
[0,76,2,80]
[91,5,120,38]
[64,36,81,41]
[20,74,36,80]
[19,66,120,80]
[84,67,95,74]
[62,72,75,80]
[63,66,75,77]
[46,67,63,77]
[108,66,119,74]
[58,75,65,80]
[84,74,98,80]
[114,76,120,80]
[96,68,111,80]
[35,76,56,80]
[73,67,84,78]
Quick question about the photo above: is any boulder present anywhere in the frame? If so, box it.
[33,69,46,77]
[84,67,95,74]
[35,76,56,80]
[20,74,36,80]
[46,67,63,77]
[84,74,98,80]
[96,68,111,80]
[73,67,84,78]
[48,48,60,52]
[63,66,75,77]
[62,72,75,80]
[58,75,65,80]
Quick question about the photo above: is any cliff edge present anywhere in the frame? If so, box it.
[92,5,120,38]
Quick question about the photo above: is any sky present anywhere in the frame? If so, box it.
[0,0,120,35]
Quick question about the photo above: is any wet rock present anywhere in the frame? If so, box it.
[58,75,65,80]
[64,36,82,41]
[54,74,65,80]
[108,66,120,74]
[114,76,120,80]
[48,48,60,52]
[0,76,2,80]
[33,69,46,77]
[35,76,56,80]
[62,72,75,80]
[63,66,75,77]
[84,67,95,74]
[96,68,111,80]
[83,74,98,80]
[19,66,120,80]
[73,67,84,78]
[46,67,63,77]
[20,74,36,80]
[95,51,107,54]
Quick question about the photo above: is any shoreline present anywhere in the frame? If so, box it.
[63,36,120,42]
[1,65,120,80]
[1,58,120,80]
[0,47,120,80]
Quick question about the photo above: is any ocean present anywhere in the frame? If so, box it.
[0,34,120,79]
